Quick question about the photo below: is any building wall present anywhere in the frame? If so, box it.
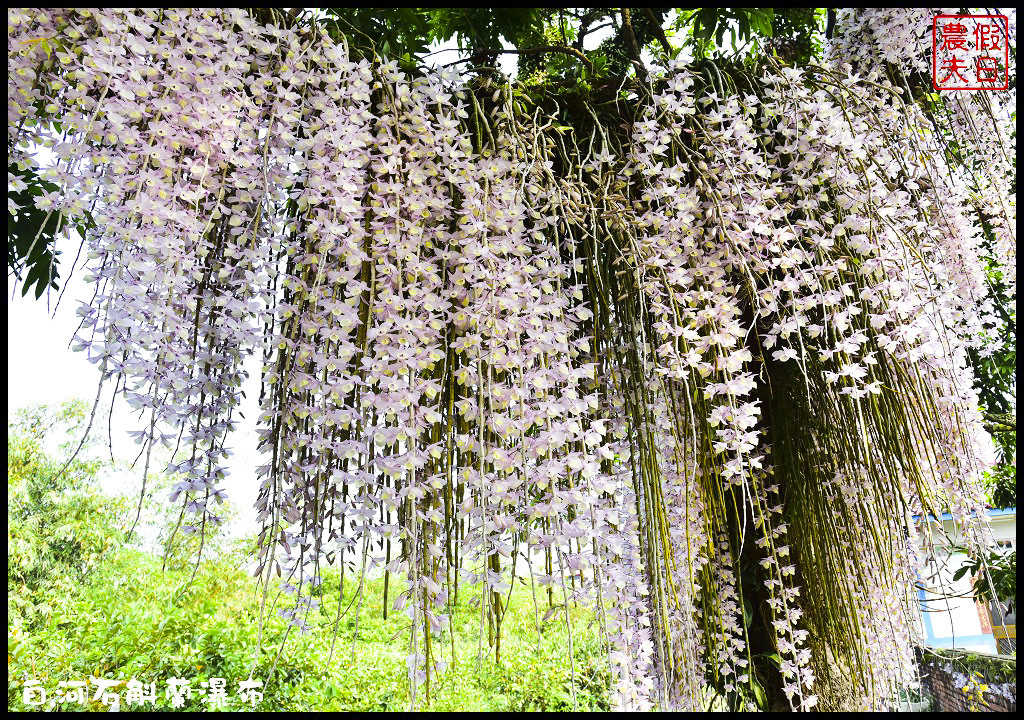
[914,508,1016,654]
[917,646,1017,712]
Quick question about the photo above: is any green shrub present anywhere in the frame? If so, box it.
[8,403,610,711]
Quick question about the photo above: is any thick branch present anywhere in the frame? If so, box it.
[984,412,1016,434]
[619,8,643,74]
[643,8,674,57]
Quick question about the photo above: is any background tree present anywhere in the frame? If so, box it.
[8,400,129,631]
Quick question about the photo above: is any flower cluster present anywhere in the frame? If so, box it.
[8,7,1010,711]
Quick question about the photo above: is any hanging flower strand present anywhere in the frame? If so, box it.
[9,7,1011,711]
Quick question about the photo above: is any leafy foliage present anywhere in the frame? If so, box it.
[427,8,545,54]
[7,161,63,299]
[8,401,128,630]
[320,8,435,70]
[7,415,609,711]
[954,547,1016,615]
[686,8,776,58]
[767,9,822,64]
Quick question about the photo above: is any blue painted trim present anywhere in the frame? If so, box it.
[911,507,1016,522]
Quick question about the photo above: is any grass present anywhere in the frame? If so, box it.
[8,539,611,712]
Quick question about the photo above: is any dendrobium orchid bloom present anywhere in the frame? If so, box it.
[8,7,1012,712]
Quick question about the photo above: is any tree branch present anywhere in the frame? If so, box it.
[574,21,616,51]
[643,8,674,57]
[620,9,640,63]
[984,412,1016,434]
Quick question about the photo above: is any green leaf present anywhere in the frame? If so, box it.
[8,161,64,299]
[752,680,766,708]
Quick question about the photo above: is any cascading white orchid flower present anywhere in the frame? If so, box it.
[8,7,1012,712]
